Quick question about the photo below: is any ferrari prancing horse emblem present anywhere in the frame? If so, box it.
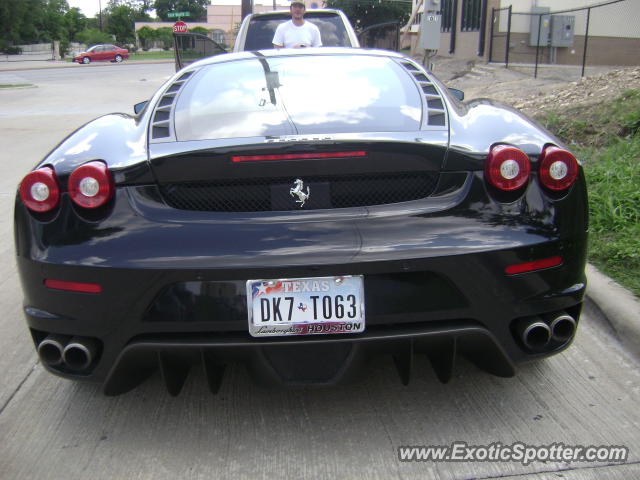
[290,178,310,207]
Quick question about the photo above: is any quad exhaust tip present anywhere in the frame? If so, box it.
[521,321,552,351]
[63,337,98,371]
[549,314,577,343]
[37,334,69,366]
[515,312,577,352]
[37,334,98,371]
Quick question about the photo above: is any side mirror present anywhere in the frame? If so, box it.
[133,101,148,115]
[448,88,465,101]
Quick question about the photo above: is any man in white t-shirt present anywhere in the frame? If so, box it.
[272,0,322,49]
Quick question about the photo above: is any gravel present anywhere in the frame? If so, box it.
[428,56,640,117]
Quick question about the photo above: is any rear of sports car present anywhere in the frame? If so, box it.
[14,49,588,395]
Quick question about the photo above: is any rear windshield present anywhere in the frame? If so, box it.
[173,55,422,141]
[244,13,351,50]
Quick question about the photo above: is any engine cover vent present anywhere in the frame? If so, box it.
[399,60,447,128]
[150,70,194,142]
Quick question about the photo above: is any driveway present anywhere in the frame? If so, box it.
[0,62,638,480]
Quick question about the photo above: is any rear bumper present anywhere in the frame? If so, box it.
[20,239,586,394]
[16,171,589,394]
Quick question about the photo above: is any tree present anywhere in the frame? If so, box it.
[76,28,113,46]
[154,0,209,22]
[106,3,138,44]
[4,0,51,44]
[0,0,153,52]
[324,0,411,30]
[64,7,88,41]
[154,26,173,50]
[42,0,71,41]
[0,0,83,48]
[0,0,27,46]
[137,25,157,49]
[103,0,153,45]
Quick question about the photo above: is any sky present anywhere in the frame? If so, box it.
[66,0,159,18]
[67,0,100,18]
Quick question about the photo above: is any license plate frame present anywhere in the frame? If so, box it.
[246,275,365,337]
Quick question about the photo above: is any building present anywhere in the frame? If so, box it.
[407,0,640,66]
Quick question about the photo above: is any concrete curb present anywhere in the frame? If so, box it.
[586,263,640,351]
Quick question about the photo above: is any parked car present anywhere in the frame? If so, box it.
[16,48,588,396]
[73,44,129,64]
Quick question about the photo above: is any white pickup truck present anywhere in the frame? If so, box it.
[173,9,399,70]
[233,9,359,51]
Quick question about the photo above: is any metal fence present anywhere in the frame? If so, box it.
[488,0,636,78]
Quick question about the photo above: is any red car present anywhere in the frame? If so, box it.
[74,44,129,64]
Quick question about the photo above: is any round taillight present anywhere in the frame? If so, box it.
[20,167,60,213]
[539,146,578,191]
[485,145,531,191]
[68,161,114,209]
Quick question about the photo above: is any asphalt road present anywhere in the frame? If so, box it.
[1,63,639,480]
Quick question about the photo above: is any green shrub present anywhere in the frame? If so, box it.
[2,45,23,55]
[137,26,157,50]
[76,28,113,46]
[190,27,210,35]
[154,27,173,50]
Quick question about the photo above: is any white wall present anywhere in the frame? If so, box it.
[499,0,640,38]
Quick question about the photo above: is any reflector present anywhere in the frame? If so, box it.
[505,256,563,275]
[45,279,102,293]
[231,151,367,163]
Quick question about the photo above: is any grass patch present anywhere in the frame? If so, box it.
[129,50,175,61]
[541,90,640,148]
[0,83,32,88]
[538,90,640,296]
[582,138,640,295]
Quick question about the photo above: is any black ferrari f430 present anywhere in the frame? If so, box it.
[15,48,588,395]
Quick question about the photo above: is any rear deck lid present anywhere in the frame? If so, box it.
[155,54,433,143]
[148,53,450,208]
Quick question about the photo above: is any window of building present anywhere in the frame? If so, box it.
[414,12,422,28]
[441,0,454,33]
[461,0,482,32]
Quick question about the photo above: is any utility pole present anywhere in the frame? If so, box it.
[99,0,103,31]
[242,0,253,19]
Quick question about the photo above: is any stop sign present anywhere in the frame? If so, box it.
[173,21,188,33]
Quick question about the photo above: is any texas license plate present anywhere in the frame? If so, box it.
[246,275,365,337]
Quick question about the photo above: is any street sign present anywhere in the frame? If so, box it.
[173,21,188,33]
[168,11,190,18]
